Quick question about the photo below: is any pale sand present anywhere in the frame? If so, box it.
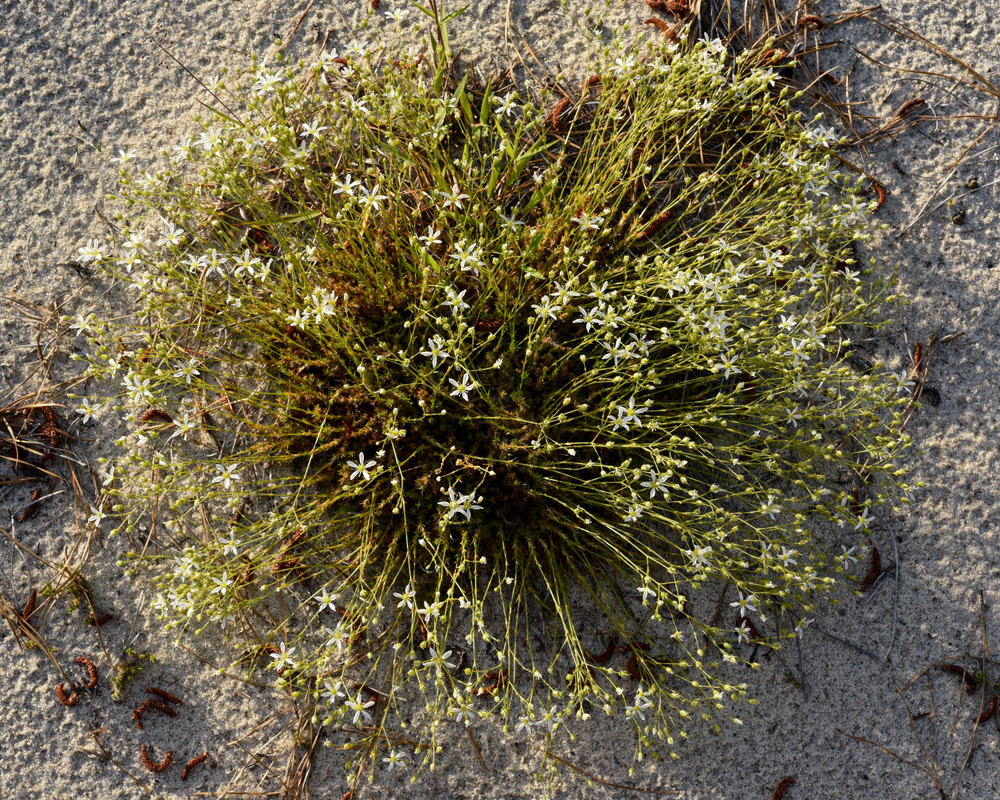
[2,1,999,798]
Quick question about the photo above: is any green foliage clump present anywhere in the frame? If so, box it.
[73,18,913,778]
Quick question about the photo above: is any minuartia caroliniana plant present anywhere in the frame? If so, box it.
[72,12,913,784]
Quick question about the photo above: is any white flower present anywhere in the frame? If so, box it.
[347,452,377,481]
[418,226,442,248]
[69,313,97,338]
[571,212,604,230]
[332,173,360,196]
[714,351,739,379]
[345,692,375,724]
[393,583,415,610]
[173,360,201,385]
[729,591,757,616]
[417,600,442,619]
[211,571,233,596]
[640,468,669,499]
[497,209,524,231]
[423,648,456,669]
[219,534,241,557]
[301,118,328,139]
[357,183,389,214]
[316,587,338,613]
[449,239,484,276]
[573,304,604,332]
[687,545,713,568]
[440,287,470,316]
[111,148,137,165]
[551,281,580,305]
[452,693,475,726]
[268,643,297,671]
[76,398,99,424]
[854,507,873,531]
[321,678,345,706]
[211,464,241,490]
[537,705,561,733]
[794,617,814,638]
[78,239,107,264]
[460,493,483,520]
[612,396,649,432]
[438,487,464,519]
[169,413,197,441]
[123,374,154,405]
[419,336,450,368]
[382,749,407,770]
[440,183,469,210]
[88,504,107,528]
[158,222,185,248]
[637,585,656,602]
[448,373,476,401]
[495,92,519,117]
[531,295,561,321]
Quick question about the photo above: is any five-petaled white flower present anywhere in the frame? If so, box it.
[393,583,415,609]
[531,295,560,321]
[440,287,470,316]
[687,545,714,568]
[219,533,241,557]
[347,452,377,481]
[571,212,604,230]
[357,183,388,214]
[111,149,137,165]
[316,587,338,613]
[637,584,656,602]
[612,396,648,432]
[123,374,154,404]
[78,239,108,264]
[537,705,561,733]
[640,468,670,499]
[730,591,757,616]
[495,92,519,117]
[854,507,873,531]
[77,398,99,424]
[69,313,97,337]
[440,184,469,210]
[418,225,442,248]
[212,464,241,490]
[449,239,484,276]
[382,749,407,770]
[423,648,456,669]
[420,336,450,368]
[88,504,107,528]
[332,173,361,196]
[268,642,297,671]
[211,571,233,595]
[345,692,375,724]
[448,373,476,401]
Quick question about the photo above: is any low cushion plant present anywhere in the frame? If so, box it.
[73,10,912,784]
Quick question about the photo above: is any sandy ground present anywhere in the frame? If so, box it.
[2,1,999,798]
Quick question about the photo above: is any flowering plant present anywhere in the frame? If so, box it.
[74,11,912,785]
